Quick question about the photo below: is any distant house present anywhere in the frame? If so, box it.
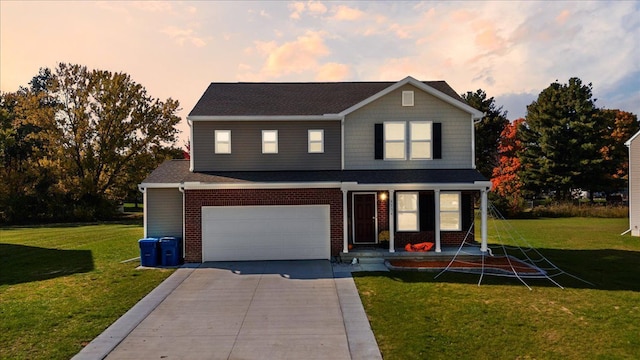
[139,76,493,262]
[626,130,640,236]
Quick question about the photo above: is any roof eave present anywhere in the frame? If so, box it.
[625,130,640,146]
[187,115,343,121]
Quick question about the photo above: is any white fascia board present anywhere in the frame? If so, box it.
[139,182,182,189]
[341,181,492,192]
[338,76,484,120]
[625,130,640,146]
[187,115,342,121]
[182,182,342,190]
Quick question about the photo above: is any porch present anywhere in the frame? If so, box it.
[340,182,491,256]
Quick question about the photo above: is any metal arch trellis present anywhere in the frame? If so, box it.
[433,201,594,290]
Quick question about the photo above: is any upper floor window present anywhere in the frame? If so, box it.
[440,192,461,231]
[410,121,432,159]
[308,129,324,153]
[214,130,231,154]
[375,121,441,161]
[384,122,406,160]
[397,192,419,231]
[262,130,278,154]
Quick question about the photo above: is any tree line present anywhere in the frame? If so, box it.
[466,78,639,214]
[2,65,637,224]
[0,63,183,224]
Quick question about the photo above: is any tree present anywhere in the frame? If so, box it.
[491,118,525,213]
[519,78,604,200]
[47,63,182,218]
[0,69,62,223]
[599,109,639,192]
[0,63,183,223]
[462,89,509,179]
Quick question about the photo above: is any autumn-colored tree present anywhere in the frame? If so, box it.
[491,118,525,213]
[599,109,639,192]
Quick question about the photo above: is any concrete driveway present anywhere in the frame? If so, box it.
[74,260,381,360]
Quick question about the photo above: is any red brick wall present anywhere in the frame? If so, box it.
[377,191,389,232]
[184,188,343,262]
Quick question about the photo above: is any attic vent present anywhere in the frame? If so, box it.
[402,91,414,106]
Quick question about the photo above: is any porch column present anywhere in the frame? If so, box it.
[342,189,349,253]
[481,188,488,252]
[388,189,395,253]
[434,189,441,253]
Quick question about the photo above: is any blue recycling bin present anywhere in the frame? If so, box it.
[138,238,159,267]
[159,237,182,266]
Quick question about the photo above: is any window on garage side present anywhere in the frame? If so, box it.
[440,192,461,231]
[262,130,278,154]
[384,121,406,160]
[410,121,432,159]
[214,130,231,154]
[308,129,324,153]
[397,192,419,231]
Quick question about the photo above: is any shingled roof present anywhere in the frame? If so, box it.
[142,160,488,185]
[188,80,467,117]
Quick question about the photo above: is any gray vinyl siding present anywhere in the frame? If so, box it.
[344,84,473,170]
[192,121,341,171]
[630,137,640,236]
[146,188,183,239]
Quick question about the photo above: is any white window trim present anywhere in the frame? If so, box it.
[308,129,324,153]
[396,192,419,232]
[409,121,432,160]
[440,191,461,231]
[214,130,231,154]
[262,130,278,154]
[402,91,414,107]
[384,121,406,160]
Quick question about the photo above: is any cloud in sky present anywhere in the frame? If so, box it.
[1,1,639,144]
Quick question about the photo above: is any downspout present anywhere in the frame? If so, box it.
[471,113,485,170]
[188,118,194,172]
[178,183,186,262]
[341,116,345,170]
[138,185,147,238]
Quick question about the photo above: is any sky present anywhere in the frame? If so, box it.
[1,1,639,146]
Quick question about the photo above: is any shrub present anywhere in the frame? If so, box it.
[530,203,628,218]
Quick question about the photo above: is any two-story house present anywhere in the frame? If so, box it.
[139,76,492,263]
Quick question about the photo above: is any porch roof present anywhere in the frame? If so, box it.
[141,160,488,187]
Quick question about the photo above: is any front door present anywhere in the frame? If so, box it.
[353,193,377,244]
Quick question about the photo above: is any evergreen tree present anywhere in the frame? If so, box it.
[519,78,604,200]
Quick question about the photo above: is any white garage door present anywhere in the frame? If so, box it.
[202,205,331,261]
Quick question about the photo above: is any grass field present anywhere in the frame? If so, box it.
[0,221,174,360]
[354,218,640,359]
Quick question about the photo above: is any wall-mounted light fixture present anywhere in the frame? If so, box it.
[379,192,388,201]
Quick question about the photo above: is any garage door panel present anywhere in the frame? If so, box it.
[202,205,330,261]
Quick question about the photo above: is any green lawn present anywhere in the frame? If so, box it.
[0,221,174,360]
[355,218,640,360]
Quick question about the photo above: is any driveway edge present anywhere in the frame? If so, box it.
[333,268,383,360]
[71,265,198,360]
